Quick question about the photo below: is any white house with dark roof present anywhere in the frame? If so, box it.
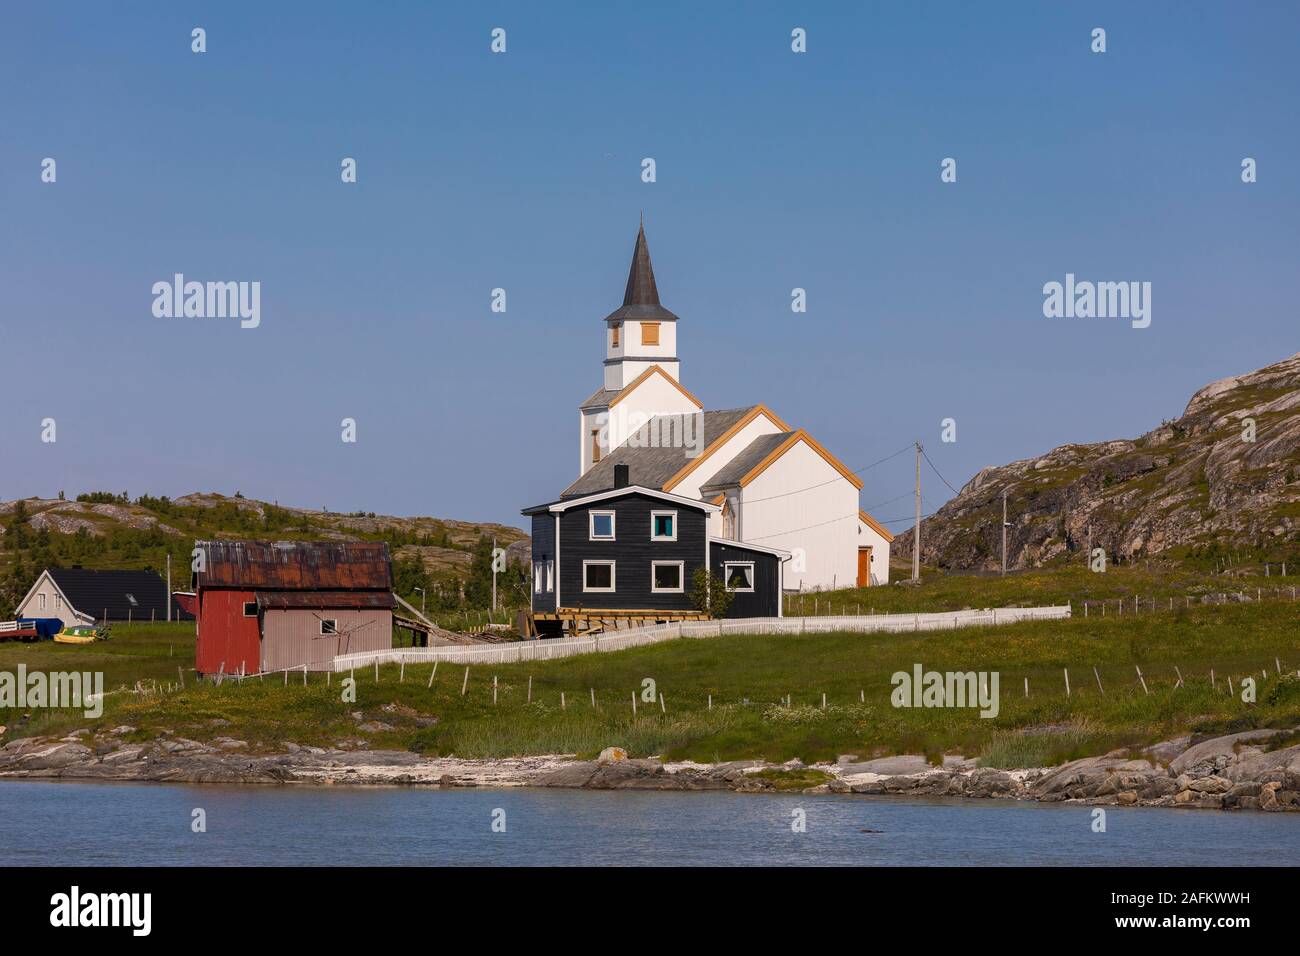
[16,567,189,627]
[567,224,892,592]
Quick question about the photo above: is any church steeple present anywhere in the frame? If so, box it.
[578,221,694,477]
[603,222,680,325]
[622,221,661,307]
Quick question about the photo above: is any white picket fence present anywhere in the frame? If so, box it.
[331,605,1071,671]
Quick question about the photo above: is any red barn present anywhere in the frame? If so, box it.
[185,540,395,676]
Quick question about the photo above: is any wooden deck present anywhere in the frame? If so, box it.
[523,608,710,638]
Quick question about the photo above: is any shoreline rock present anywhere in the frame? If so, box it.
[2,728,1297,811]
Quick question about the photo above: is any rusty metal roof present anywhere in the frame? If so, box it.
[255,590,396,610]
[194,541,392,590]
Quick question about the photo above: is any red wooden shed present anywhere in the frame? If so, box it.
[188,540,395,676]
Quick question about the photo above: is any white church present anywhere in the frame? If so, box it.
[561,223,892,592]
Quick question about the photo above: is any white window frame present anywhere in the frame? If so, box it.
[651,560,685,594]
[545,560,554,593]
[533,562,544,594]
[38,593,47,610]
[589,510,616,541]
[650,510,678,542]
[320,618,338,635]
[55,594,63,610]
[724,561,755,592]
[582,560,616,593]
[243,601,258,617]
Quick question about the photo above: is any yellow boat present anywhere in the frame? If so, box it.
[54,626,100,645]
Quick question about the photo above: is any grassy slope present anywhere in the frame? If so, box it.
[4,596,1298,767]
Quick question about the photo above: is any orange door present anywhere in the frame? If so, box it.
[857,547,873,588]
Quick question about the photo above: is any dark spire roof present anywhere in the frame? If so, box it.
[603,222,680,324]
[622,222,660,306]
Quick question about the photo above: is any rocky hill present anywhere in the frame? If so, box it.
[894,353,1300,571]
[0,492,529,617]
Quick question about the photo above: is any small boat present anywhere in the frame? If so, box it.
[54,626,100,645]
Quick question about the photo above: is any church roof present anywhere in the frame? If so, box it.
[561,406,759,497]
[602,223,680,324]
[699,432,797,494]
[580,386,621,410]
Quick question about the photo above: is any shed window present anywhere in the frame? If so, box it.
[38,593,47,610]
[589,511,615,540]
[55,594,63,610]
[583,560,615,592]
[724,562,755,592]
[243,601,258,617]
[651,561,684,593]
[320,619,338,635]
[641,321,660,346]
[126,593,138,607]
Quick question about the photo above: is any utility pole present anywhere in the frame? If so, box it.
[912,442,922,583]
[1001,490,1008,577]
[166,552,172,621]
[492,535,498,612]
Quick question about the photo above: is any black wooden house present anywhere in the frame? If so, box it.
[522,464,785,625]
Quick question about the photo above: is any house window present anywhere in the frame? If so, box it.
[55,595,63,610]
[545,561,554,593]
[243,601,258,617]
[611,324,620,347]
[583,560,616,592]
[533,562,544,594]
[320,619,338,635]
[651,561,684,593]
[126,593,138,607]
[641,321,660,346]
[38,593,46,610]
[651,510,677,541]
[724,562,755,592]
[589,510,616,540]
[591,429,602,464]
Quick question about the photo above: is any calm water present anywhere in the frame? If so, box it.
[1,781,1296,866]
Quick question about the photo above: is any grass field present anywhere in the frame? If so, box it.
[3,595,1298,768]
[784,560,1299,616]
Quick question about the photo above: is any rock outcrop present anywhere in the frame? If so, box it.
[893,353,1300,570]
[3,727,1297,811]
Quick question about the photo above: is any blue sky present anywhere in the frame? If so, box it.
[2,2,1297,531]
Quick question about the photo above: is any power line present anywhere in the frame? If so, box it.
[861,491,913,511]
[723,443,913,506]
[748,507,939,543]
[919,445,963,498]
